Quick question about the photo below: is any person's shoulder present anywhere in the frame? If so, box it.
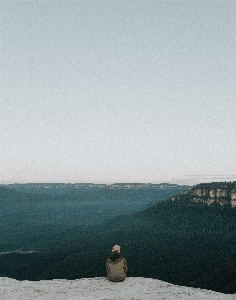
[107,257,114,263]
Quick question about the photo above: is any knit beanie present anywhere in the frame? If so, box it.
[112,245,121,252]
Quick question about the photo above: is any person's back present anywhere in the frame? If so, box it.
[106,245,128,282]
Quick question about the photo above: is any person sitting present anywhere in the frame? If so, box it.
[106,245,128,282]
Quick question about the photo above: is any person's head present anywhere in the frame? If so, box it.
[112,245,121,254]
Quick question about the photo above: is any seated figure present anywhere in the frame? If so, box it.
[106,245,128,282]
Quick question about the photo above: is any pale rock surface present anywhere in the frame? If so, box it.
[0,277,235,300]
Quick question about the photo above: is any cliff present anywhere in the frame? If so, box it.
[171,181,236,207]
[1,277,235,300]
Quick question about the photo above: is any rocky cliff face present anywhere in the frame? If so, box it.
[172,182,236,207]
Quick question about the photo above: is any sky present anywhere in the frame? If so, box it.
[1,1,236,185]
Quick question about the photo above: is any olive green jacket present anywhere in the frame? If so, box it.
[106,257,128,282]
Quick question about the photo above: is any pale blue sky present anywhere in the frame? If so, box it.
[1,1,236,185]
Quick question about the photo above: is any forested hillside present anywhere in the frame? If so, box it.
[0,182,235,294]
[0,183,189,251]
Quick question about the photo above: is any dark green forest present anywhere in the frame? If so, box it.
[0,184,188,251]
[0,182,235,294]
